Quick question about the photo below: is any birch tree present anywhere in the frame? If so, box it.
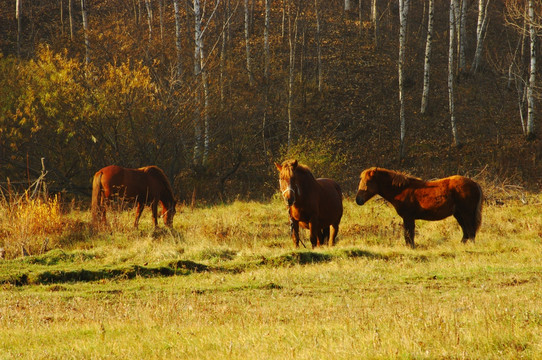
[68,0,74,40]
[371,0,378,48]
[244,0,254,85]
[526,0,536,140]
[193,0,202,164]
[458,0,467,72]
[144,0,153,43]
[472,0,489,73]
[345,0,351,12]
[398,0,409,159]
[421,0,434,114]
[263,0,271,150]
[315,0,323,92]
[81,0,90,66]
[287,2,299,151]
[16,0,22,57]
[448,0,460,146]
[173,0,182,78]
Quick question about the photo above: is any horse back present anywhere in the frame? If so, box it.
[98,165,150,200]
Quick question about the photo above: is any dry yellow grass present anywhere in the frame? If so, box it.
[0,191,541,358]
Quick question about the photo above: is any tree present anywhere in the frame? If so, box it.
[287,1,299,151]
[16,0,22,57]
[81,0,89,65]
[398,0,409,159]
[420,0,433,114]
[448,0,460,146]
[472,0,489,73]
[526,0,536,140]
[315,0,323,92]
[173,0,182,78]
[244,0,254,85]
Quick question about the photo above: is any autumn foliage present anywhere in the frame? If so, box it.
[0,0,540,204]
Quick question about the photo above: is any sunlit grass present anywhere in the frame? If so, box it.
[0,191,541,358]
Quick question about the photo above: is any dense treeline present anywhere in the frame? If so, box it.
[0,0,540,203]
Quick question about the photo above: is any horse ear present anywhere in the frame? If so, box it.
[275,162,282,172]
[292,160,298,169]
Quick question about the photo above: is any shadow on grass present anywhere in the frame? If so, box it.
[1,248,389,286]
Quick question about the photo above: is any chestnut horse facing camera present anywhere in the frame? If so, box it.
[356,167,483,248]
[91,165,176,228]
[275,159,343,248]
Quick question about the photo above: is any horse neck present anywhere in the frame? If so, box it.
[375,172,405,202]
[295,169,319,202]
[160,192,174,209]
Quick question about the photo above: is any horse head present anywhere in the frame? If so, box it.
[356,167,379,205]
[162,199,177,227]
[275,159,301,207]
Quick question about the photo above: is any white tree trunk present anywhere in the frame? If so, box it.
[263,0,270,152]
[81,0,90,65]
[16,0,22,57]
[220,0,229,110]
[315,0,322,92]
[193,0,202,165]
[173,0,182,78]
[398,0,409,159]
[371,0,378,48]
[244,0,254,85]
[144,0,153,43]
[458,0,467,72]
[287,3,298,151]
[200,39,210,165]
[68,0,74,40]
[472,0,489,73]
[421,0,433,114]
[526,0,536,139]
[345,0,351,12]
[448,0,460,146]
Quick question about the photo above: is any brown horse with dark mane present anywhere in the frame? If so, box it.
[275,159,343,248]
[356,167,482,248]
[91,165,176,228]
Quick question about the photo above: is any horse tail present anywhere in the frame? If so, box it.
[474,181,483,234]
[91,171,103,224]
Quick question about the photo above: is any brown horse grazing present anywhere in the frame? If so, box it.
[275,159,343,248]
[355,167,483,248]
[91,165,176,228]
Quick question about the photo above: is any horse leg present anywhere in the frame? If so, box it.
[403,218,416,248]
[322,227,330,246]
[151,201,159,227]
[134,202,144,228]
[329,224,339,247]
[290,219,301,248]
[309,220,320,248]
[453,211,470,243]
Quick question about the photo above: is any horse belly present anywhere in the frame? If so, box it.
[416,192,454,221]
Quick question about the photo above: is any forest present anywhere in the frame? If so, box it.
[1,0,541,203]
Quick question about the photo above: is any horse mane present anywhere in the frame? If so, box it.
[294,163,316,181]
[140,166,175,200]
[378,168,424,187]
[279,160,316,181]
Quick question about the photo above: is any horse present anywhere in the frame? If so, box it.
[355,167,483,248]
[275,159,343,248]
[91,165,176,228]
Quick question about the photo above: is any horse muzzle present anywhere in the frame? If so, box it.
[282,187,295,206]
[355,193,365,206]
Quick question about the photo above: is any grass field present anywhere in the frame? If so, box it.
[1,190,541,359]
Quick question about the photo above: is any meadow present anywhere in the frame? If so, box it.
[0,187,541,359]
